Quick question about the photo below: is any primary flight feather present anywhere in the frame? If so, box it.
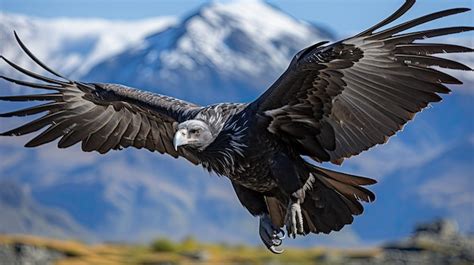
[1,0,472,253]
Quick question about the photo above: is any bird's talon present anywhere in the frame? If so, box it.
[259,214,286,254]
[269,245,284,254]
[276,229,285,239]
[272,238,282,246]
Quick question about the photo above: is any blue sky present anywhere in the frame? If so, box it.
[2,0,473,36]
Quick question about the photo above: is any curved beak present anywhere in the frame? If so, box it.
[173,129,188,151]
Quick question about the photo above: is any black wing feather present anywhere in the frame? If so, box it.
[354,0,415,37]
[13,31,70,80]
[394,43,473,55]
[366,8,471,40]
[0,93,63,102]
[1,56,69,86]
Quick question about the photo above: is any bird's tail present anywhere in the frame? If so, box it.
[266,164,376,235]
[300,165,376,234]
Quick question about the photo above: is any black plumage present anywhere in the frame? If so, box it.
[1,0,472,253]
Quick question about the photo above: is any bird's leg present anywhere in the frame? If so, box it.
[285,174,315,238]
[285,194,304,238]
[231,182,285,254]
[270,152,311,239]
[259,214,285,254]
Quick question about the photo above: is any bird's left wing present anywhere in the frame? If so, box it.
[1,33,202,163]
[252,0,473,164]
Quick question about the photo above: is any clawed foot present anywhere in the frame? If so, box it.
[285,200,304,238]
[259,214,285,254]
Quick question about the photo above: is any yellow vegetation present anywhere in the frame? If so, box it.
[0,234,380,265]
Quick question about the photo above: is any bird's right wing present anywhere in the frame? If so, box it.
[1,33,202,164]
[252,0,472,165]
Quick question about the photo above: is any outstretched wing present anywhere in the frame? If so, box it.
[253,0,473,164]
[0,32,202,164]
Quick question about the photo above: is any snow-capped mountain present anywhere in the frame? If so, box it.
[83,1,333,104]
[0,13,176,81]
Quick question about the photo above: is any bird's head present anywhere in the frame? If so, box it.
[173,120,214,151]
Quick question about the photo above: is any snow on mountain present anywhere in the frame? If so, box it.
[84,1,333,104]
[0,13,176,81]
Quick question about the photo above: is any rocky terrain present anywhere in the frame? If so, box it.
[324,219,474,265]
[0,243,64,265]
[0,219,472,265]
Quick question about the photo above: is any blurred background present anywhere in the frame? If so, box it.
[0,0,473,264]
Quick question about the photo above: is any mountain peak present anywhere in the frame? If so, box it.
[186,0,316,42]
[85,0,333,104]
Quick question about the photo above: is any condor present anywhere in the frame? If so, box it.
[1,0,472,253]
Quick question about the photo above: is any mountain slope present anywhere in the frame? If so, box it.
[0,181,94,241]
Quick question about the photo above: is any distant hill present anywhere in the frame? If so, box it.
[0,181,94,241]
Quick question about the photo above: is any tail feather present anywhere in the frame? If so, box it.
[317,166,377,186]
[299,165,376,234]
[322,176,375,202]
[263,165,376,235]
[316,176,366,214]
[302,186,354,233]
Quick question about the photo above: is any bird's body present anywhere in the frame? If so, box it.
[1,0,472,253]
[169,102,280,192]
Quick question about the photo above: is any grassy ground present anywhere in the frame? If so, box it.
[0,234,380,265]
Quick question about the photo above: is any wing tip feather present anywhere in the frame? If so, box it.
[355,0,416,37]
[13,31,69,80]
[0,131,11,136]
[24,141,39,148]
[0,112,15,118]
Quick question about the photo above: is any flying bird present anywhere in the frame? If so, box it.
[1,0,472,253]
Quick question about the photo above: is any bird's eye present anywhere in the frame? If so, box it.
[189,128,200,134]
